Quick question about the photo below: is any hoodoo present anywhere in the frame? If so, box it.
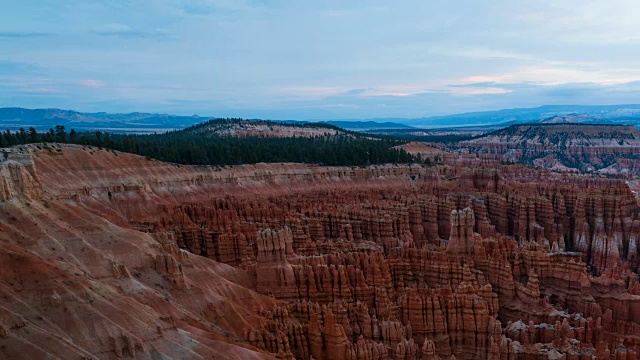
[1,143,640,358]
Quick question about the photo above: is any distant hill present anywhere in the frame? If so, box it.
[184,118,347,138]
[0,117,417,166]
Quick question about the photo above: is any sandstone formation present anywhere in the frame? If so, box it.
[1,143,640,359]
[394,142,449,164]
[461,124,640,176]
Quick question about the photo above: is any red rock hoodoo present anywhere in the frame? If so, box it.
[1,143,640,359]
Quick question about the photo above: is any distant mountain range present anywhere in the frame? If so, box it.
[395,104,640,128]
[3,104,640,133]
[0,107,205,133]
[0,107,413,133]
[306,105,640,129]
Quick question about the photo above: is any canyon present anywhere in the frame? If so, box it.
[2,143,640,359]
[461,124,640,176]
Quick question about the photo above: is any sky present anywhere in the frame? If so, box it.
[3,0,640,120]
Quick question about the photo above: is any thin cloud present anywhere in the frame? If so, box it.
[0,32,51,39]
[0,61,45,76]
[93,23,173,39]
[178,0,267,15]
[78,80,104,88]
[452,87,512,95]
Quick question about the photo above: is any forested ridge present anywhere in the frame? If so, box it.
[0,119,420,166]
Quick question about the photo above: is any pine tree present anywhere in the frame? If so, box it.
[55,125,66,142]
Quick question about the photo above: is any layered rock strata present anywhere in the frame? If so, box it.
[1,144,640,359]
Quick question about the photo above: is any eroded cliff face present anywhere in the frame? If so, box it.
[2,144,640,359]
[0,147,42,200]
[461,124,640,176]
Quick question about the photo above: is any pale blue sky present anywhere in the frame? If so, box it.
[3,0,640,119]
